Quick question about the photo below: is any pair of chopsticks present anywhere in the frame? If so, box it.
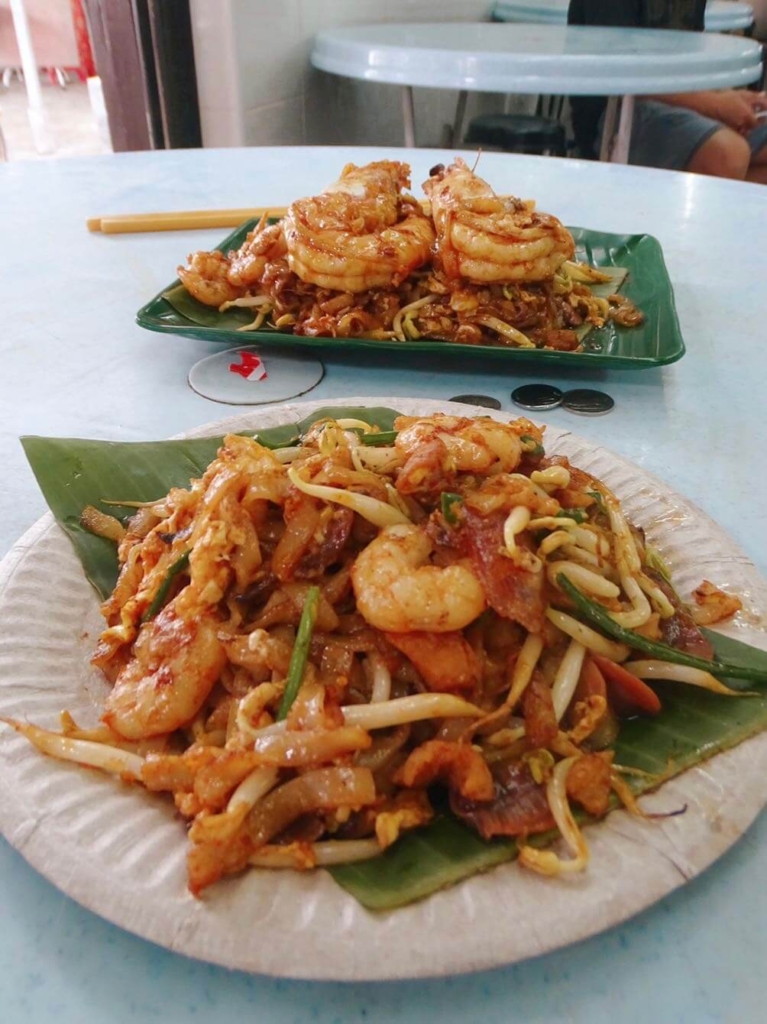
[86,207,288,235]
[87,199,434,235]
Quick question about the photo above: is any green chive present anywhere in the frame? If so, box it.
[587,490,606,513]
[278,585,321,720]
[254,433,300,450]
[359,430,398,447]
[142,550,190,622]
[520,435,545,458]
[645,544,673,587]
[558,575,767,685]
[440,492,463,525]
[556,508,588,524]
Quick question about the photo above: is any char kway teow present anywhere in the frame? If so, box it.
[177,159,642,351]
[5,411,756,898]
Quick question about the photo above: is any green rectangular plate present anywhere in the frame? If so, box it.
[136,221,685,370]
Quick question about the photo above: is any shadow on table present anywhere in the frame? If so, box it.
[309,344,669,388]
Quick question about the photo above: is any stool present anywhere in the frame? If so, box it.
[464,112,567,155]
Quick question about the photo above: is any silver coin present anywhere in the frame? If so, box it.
[449,394,502,410]
[511,384,563,411]
[561,388,615,415]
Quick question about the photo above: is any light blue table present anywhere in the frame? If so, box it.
[311,23,763,158]
[1,147,766,1022]
[494,0,756,33]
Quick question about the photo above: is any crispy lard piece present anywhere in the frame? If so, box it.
[451,760,555,839]
[458,508,546,633]
[565,752,614,817]
[521,673,558,749]
[384,630,480,691]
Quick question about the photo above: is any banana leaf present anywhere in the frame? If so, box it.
[164,283,256,331]
[333,671,767,909]
[20,406,398,600]
[19,406,767,910]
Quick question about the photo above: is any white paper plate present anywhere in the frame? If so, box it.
[1,396,766,981]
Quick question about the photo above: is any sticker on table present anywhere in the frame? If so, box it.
[188,346,325,405]
[229,350,268,381]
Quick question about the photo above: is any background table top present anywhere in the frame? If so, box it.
[494,0,756,32]
[1,146,766,1022]
[311,22,763,94]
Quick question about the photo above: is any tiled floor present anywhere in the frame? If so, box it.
[0,78,111,161]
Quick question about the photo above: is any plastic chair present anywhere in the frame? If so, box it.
[464,95,568,156]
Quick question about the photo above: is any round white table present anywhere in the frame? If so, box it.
[1,145,767,1022]
[310,23,763,158]
[494,0,756,33]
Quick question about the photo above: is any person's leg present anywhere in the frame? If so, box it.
[629,101,722,172]
[628,101,757,180]
[745,123,767,185]
[685,127,751,179]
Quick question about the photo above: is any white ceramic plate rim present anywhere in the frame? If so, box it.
[1,396,766,981]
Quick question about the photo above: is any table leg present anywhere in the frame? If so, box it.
[611,94,635,164]
[599,95,618,161]
[9,0,54,154]
[401,85,416,148]
[451,89,468,147]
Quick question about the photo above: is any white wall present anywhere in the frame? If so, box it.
[189,0,498,148]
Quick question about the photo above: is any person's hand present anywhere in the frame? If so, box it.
[713,91,767,134]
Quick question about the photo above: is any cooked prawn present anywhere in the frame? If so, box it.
[423,158,575,283]
[283,161,435,292]
[102,602,227,740]
[178,250,243,307]
[395,414,523,477]
[351,523,486,633]
[227,218,287,289]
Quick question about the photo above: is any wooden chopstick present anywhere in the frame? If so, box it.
[87,199,433,235]
[86,207,289,234]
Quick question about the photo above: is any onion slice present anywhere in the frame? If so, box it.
[79,505,125,543]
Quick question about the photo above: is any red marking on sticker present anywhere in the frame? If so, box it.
[229,351,268,381]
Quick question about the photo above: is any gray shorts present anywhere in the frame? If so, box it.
[628,99,767,170]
